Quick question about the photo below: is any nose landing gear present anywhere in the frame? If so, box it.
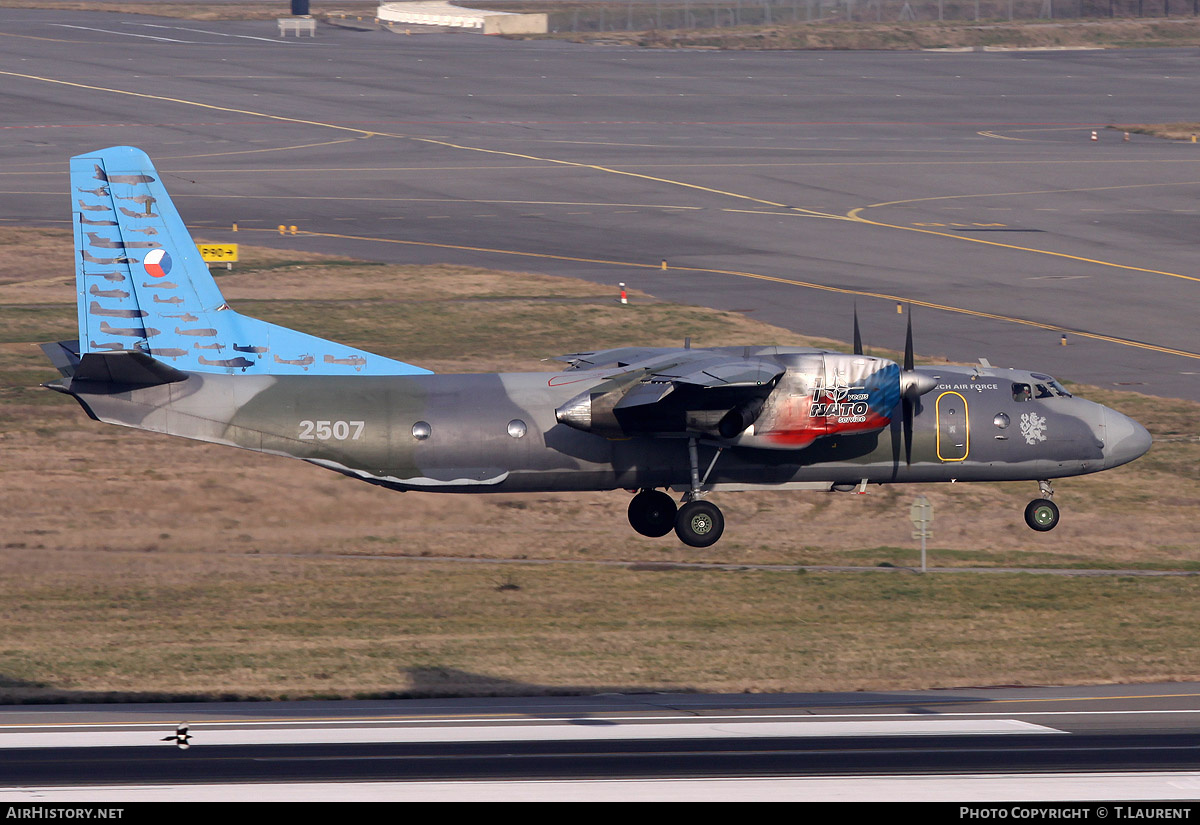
[1024,480,1060,532]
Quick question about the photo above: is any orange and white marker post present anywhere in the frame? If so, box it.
[619,282,628,304]
[1091,130,1099,142]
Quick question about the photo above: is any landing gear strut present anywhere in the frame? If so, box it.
[673,437,725,547]
[1024,480,1060,532]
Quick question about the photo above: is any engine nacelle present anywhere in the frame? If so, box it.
[554,386,626,438]
[745,352,902,449]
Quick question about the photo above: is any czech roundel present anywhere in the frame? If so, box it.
[144,249,172,279]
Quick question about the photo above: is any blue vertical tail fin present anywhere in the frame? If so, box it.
[72,146,432,376]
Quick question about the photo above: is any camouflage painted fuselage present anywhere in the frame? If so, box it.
[60,358,1148,496]
[47,145,1152,536]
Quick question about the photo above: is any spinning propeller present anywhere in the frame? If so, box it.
[853,305,937,464]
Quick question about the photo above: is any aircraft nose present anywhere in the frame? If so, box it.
[1101,407,1152,469]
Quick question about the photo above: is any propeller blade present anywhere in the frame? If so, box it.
[853,305,863,356]
[901,306,918,464]
[903,395,913,466]
[904,309,914,372]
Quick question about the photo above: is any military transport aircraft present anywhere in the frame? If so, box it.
[42,147,1152,547]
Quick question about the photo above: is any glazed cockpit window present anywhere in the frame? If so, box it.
[1031,373,1072,398]
[1012,383,1032,402]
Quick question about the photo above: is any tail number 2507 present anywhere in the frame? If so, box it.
[299,420,365,441]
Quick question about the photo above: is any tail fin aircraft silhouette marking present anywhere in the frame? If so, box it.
[70,146,430,376]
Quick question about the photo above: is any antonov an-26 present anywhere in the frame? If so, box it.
[42,147,1152,547]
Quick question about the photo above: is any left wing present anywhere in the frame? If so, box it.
[554,346,909,449]
[554,348,784,439]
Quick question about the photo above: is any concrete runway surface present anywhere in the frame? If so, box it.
[2,683,1200,800]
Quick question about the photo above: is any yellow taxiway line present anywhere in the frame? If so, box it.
[242,227,1200,362]
[5,69,1197,357]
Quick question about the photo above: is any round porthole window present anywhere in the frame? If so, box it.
[507,419,527,439]
[993,413,1010,429]
[412,421,431,440]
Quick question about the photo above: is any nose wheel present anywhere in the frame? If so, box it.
[1024,482,1060,532]
[1024,499,1059,531]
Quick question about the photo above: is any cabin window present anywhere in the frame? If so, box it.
[1012,383,1032,402]
[507,419,527,439]
[993,412,1010,429]
[411,421,431,440]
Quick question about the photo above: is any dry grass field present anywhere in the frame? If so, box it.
[1112,122,1200,141]
[619,19,1200,50]
[0,229,1197,701]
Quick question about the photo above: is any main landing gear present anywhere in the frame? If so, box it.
[1023,480,1060,532]
[627,489,726,548]
[627,438,727,548]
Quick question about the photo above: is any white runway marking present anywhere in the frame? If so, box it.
[48,25,195,43]
[0,719,1061,749]
[125,23,314,44]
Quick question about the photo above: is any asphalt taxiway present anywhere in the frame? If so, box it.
[2,11,1199,400]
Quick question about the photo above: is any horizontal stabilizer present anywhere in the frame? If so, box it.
[74,351,188,386]
[40,340,82,378]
